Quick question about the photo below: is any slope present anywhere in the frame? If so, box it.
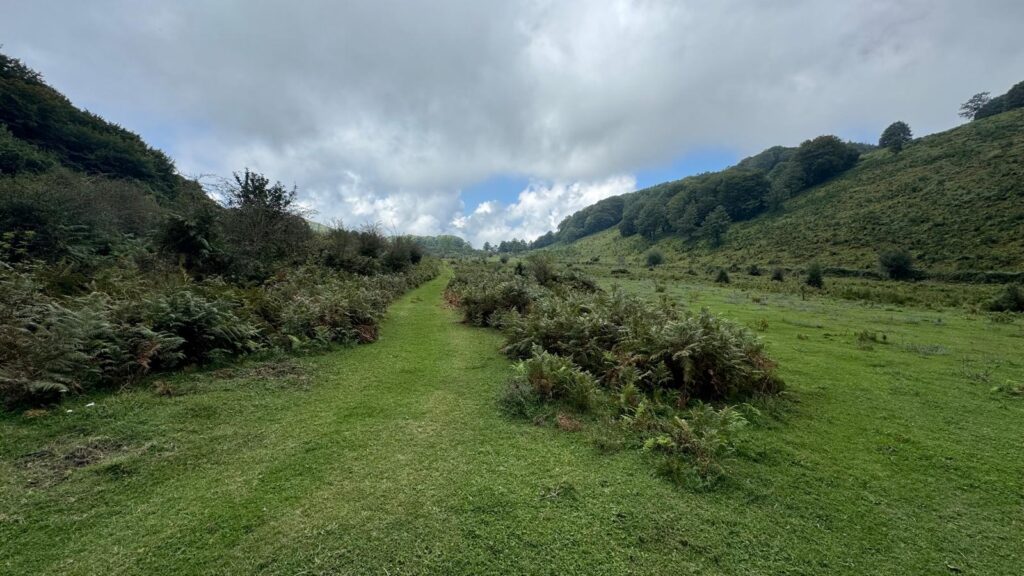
[557,108,1024,275]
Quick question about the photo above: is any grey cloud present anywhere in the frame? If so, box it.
[3,0,1023,246]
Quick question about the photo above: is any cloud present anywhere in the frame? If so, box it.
[452,175,637,246]
[3,1,1024,246]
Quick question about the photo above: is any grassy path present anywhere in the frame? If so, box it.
[2,271,1022,574]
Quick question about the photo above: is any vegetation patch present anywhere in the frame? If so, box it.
[448,260,783,484]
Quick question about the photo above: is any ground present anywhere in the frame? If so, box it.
[2,270,1022,575]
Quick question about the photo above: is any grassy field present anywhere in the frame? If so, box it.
[2,269,1023,574]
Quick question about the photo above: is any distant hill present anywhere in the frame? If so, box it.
[543,105,1024,276]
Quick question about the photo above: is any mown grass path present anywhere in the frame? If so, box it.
[2,270,1022,575]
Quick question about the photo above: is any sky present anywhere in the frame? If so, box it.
[2,1,1023,247]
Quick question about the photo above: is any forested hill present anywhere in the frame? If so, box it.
[535,82,1024,275]
[0,52,182,197]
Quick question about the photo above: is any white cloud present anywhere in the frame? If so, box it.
[452,175,636,247]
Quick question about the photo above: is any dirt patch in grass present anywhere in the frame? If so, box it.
[16,437,134,487]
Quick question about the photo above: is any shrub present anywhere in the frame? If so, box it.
[806,262,824,288]
[988,284,1024,313]
[497,278,783,402]
[747,264,761,276]
[878,248,916,280]
[715,269,730,284]
[144,290,260,365]
[513,347,597,412]
[636,403,749,483]
[771,268,785,282]
[527,253,558,286]
[0,268,184,407]
[646,250,664,267]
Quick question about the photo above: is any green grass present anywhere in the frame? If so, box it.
[3,270,1023,574]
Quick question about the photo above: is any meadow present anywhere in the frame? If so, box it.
[2,265,1021,575]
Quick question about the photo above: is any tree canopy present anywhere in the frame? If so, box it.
[879,121,913,153]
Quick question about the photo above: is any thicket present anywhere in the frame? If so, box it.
[446,261,783,483]
[0,163,436,408]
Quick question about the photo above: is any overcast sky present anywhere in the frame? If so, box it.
[3,1,1023,246]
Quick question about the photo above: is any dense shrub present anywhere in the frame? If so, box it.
[0,267,184,407]
[448,261,782,484]
[878,248,917,280]
[646,250,664,267]
[493,283,782,402]
[771,268,785,282]
[144,290,260,365]
[632,403,749,482]
[988,284,1024,313]
[513,347,597,412]
[715,269,731,284]
[806,262,825,288]
[0,260,439,407]
[446,268,537,327]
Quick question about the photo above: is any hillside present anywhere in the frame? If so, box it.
[0,52,183,197]
[553,108,1024,275]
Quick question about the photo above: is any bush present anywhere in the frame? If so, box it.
[878,248,916,280]
[144,290,260,365]
[0,267,184,407]
[715,269,730,284]
[747,264,761,276]
[771,268,785,282]
[646,250,664,267]
[635,403,749,482]
[988,284,1024,312]
[513,347,597,412]
[806,262,824,288]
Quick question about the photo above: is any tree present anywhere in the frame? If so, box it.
[794,136,860,186]
[879,121,912,154]
[219,169,312,279]
[765,161,805,211]
[700,205,731,247]
[619,201,642,237]
[645,249,664,267]
[483,242,492,253]
[959,92,991,119]
[878,248,916,280]
[805,262,824,289]
[974,94,1007,120]
[636,201,668,240]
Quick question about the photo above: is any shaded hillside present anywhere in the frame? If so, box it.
[555,108,1024,275]
[0,52,179,196]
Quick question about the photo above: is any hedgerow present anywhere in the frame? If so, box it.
[0,260,439,408]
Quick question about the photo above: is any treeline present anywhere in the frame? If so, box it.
[536,135,864,248]
[409,234,476,257]
[0,52,179,195]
